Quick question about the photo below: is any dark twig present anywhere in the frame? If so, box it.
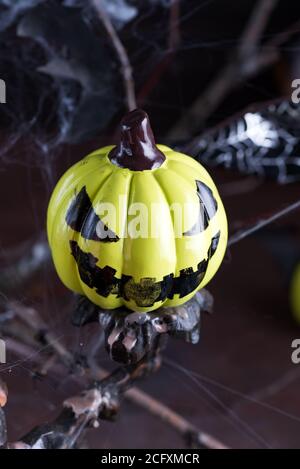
[228,199,300,247]
[166,0,290,140]
[137,0,181,105]
[91,0,137,111]
[3,332,228,450]
[2,292,229,449]
[168,0,181,51]
[239,0,279,58]
[6,301,74,369]
[85,364,228,449]
[124,384,228,449]
[15,345,163,449]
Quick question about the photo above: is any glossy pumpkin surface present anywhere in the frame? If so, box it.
[47,111,227,312]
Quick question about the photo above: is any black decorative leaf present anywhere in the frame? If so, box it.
[182,99,300,184]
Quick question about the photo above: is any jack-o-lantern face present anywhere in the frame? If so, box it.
[47,110,227,313]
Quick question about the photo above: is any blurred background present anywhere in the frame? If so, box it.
[1,0,300,449]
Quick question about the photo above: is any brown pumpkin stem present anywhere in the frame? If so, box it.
[109,109,166,170]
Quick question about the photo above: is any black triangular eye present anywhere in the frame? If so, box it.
[66,186,119,242]
[183,180,218,236]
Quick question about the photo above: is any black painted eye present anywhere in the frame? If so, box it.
[183,180,218,236]
[196,181,218,218]
[66,186,119,242]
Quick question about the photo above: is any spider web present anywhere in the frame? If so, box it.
[1,0,300,449]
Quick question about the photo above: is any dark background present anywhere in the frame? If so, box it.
[1,0,300,448]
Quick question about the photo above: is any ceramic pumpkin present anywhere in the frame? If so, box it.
[47,109,227,313]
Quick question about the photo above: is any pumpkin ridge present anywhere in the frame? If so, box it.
[166,161,220,217]
[167,156,220,196]
[77,169,133,307]
[121,172,142,282]
[75,169,116,299]
[66,167,113,297]
[151,170,177,285]
[119,171,176,309]
[119,171,134,306]
[168,151,207,172]
[157,166,202,235]
[154,165,217,279]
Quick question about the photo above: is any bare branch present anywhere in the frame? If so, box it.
[137,0,181,105]
[239,0,279,57]
[2,297,228,450]
[91,0,137,111]
[13,343,228,450]
[168,0,181,51]
[228,198,300,247]
[166,1,297,140]
[124,385,228,449]
[16,348,162,449]
[7,301,74,369]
